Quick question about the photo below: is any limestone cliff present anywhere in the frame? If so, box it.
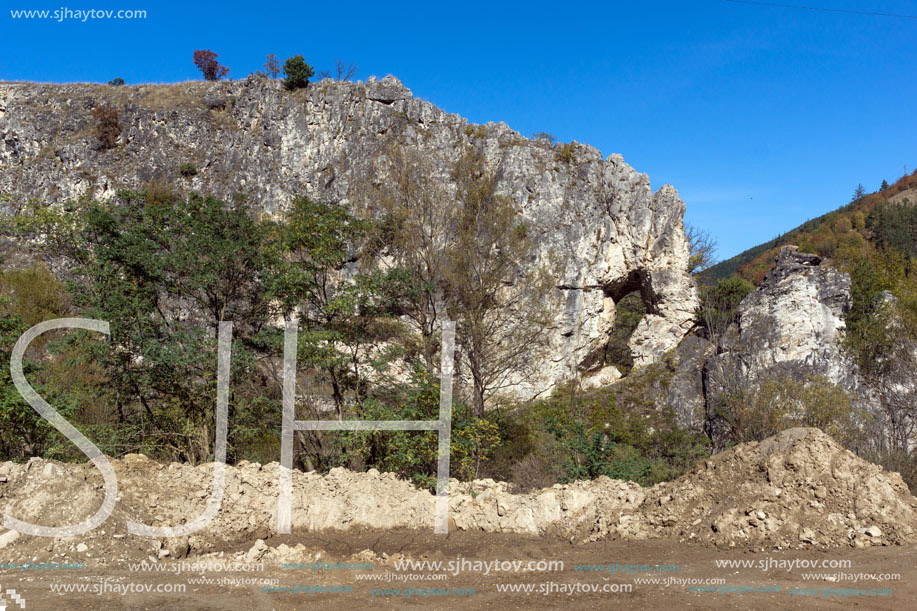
[0,75,698,399]
[712,246,859,392]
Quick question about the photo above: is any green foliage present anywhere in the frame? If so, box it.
[556,142,576,163]
[487,375,710,490]
[283,55,314,91]
[0,264,93,460]
[9,193,282,462]
[841,245,917,382]
[108,78,125,87]
[0,264,71,327]
[551,421,653,484]
[697,276,755,336]
[866,203,917,259]
[179,162,198,177]
[604,292,645,374]
[0,294,61,459]
[337,370,500,490]
[711,373,866,447]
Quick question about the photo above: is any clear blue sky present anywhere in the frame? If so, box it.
[2,0,915,259]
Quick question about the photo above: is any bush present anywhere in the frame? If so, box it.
[141,178,179,205]
[712,372,866,447]
[108,77,125,86]
[485,377,711,490]
[532,132,556,144]
[556,142,576,163]
[91,104,120,150]
[282,55,314,91]
[697,276,754,337]
[335,370,500,490]
[179,162,198,177]
[0,264,76,460]
[193,49,229,81]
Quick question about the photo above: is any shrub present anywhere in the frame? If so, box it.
[337,370,501,490]
[463,125,487,139]
[486,377,711,490]
[697,276,754,337]
[532,131,556,144]
[712,373,866,447]
[0,264,76,460]
[193,49,229,81]
[556,142,576,163]
[179,162,198,177]
[140,178,179,205]
[91,104,120,150]
[282,55,314,91]
[108,77,125,86]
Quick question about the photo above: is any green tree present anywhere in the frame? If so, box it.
[272,197,398,414]
[12,192,280,463]
[283,55,314,91]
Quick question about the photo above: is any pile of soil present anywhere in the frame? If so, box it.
[0,428,914,565]
[636,427,917,548]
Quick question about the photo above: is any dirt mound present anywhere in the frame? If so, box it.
[637,428,917,548]
[0,428,914,564]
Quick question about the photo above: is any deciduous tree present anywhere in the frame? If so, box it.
[193,49,229,81]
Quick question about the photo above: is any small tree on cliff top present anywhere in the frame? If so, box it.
[283,55,314,91]
[264,53,281,79]
[193,49,230,81]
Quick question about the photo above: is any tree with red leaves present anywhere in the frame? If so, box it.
[193,50,229,81]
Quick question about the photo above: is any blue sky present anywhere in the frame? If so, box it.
[2,0,915,259]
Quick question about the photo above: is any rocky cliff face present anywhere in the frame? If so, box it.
[712,246,859,391]
[0,75,698,400]
[639,247,867,436]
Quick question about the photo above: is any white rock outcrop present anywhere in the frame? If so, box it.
[0,76,699,400]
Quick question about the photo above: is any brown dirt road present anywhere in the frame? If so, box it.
[2,529,912,610]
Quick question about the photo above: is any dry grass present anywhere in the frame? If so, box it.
[12,81,207,111]
[207,108,240,131]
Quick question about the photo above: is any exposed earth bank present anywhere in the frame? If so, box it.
[0,427,913,567]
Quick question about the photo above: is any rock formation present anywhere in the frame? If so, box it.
[707,246,864,408]
[0,75,698,400]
